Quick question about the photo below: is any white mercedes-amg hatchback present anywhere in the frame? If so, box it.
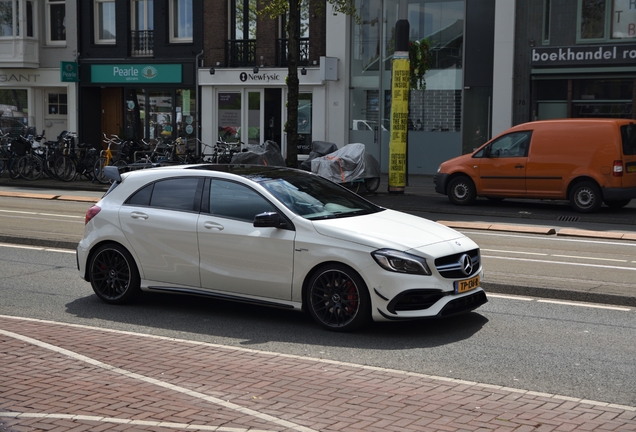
[77,164,486,331]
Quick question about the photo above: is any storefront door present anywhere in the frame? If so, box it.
[217,88,265,145]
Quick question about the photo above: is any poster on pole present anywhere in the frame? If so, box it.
[388,55,410,193]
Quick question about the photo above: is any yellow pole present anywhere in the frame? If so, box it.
[388,53,410,193]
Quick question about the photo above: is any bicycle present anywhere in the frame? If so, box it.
[93,135,133,184]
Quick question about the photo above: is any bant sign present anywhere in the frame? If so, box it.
[91,64,182,83]
[388,56,410,193]
[60,61,78,82]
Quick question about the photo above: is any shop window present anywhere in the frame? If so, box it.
[48,93,67,115]
[578,0,636,42]
[0,0,34,37]
[95,0,116,44]
[46,0,65,44]
[170,0,192,42]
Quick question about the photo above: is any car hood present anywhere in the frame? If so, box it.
[311,209,468,251]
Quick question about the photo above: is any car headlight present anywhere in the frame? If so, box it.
[371,249,432,275]
[437,166,441,173]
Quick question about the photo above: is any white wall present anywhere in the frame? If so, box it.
[491,0,516,137]
[324,5,350,147]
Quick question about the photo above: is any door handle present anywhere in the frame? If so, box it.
[203,221,224,231]
[515,165,525,169]
[130,211,148,220]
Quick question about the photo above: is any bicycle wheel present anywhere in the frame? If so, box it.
[17,155,43,181]
[81,153,99,180]
[53,154,77,182]
[0,158,5,177]
[8,157,21,179]
[93,157,110,184]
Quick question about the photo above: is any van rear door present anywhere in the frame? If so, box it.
[620,123,636,188]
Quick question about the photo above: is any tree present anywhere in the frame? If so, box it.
[261,0,357,167]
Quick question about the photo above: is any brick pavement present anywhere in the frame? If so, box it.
[1,315,635,432]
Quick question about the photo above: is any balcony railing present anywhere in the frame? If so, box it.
[225,39,257,67]
[275,38,309,67]
[131,30,154,57]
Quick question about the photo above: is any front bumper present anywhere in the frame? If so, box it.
[433,173,449,195]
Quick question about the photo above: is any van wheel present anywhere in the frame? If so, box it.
[604,199,631,209]
[448,176,476,205]
[569,181,602,213]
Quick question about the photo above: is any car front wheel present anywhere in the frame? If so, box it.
[306,264,371,332]
[447,175,476,205]
[89,244,140,304]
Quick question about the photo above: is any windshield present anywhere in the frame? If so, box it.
[259,174,384,220]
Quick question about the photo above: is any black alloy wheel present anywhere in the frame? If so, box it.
[89,244,140,304]
[306,264,371,332]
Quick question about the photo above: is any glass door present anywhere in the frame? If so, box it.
[217,89,264,145]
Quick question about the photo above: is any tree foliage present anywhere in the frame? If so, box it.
[260,0,357,167]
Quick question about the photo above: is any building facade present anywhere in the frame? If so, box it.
[0,0,78,141]
[514,1,636,126]
[77,0,203,150]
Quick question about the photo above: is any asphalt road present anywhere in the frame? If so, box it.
[0,244,634,407]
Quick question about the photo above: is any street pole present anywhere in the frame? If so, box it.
[388,8,409,194]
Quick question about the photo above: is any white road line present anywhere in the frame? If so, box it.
[481,248,548,256]
[483,254,636,271]
[467,231,636,247]
[0,328,319,432]
[551,254,627,262]
[536,299,631,311]
[0,243,74,253]
[487,293,534,301]
[0,412,276,431]
[0,209,82,219]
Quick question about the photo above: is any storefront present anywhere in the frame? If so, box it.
[78,62,196,151]
[0,68,77,140]
[198,66,326,160]
[530,45,636,121]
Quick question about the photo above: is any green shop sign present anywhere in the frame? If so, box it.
[91,64,182,83]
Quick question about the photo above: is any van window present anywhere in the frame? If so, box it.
[474,131,532,158]
[621,124,636,155]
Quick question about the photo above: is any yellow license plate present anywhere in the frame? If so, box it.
[627,165,636,173]
[455,274,480,293]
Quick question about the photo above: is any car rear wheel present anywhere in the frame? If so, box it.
[89,244,140,304]
[447,175,476,205]
[569,181,602,213]
[306,264,371,332]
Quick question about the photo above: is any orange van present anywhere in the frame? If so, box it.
[433,119,636,213]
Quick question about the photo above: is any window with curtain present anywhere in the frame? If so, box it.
[0,0,34,37]
[578,0,636,41]
[95,0,116,43]
[170,0,192,42]
[47,0,65,44]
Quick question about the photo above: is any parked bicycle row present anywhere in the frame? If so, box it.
[0,130,246,184]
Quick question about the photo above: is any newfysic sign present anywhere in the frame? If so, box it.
[531,45,636,67]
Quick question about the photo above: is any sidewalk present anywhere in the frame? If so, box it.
[1,315,635,432]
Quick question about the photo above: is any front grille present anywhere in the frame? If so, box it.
[434,248,480,279]
[388,289,446,313]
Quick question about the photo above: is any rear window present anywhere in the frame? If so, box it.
[620,124,636,155]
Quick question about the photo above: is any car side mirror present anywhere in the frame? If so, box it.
[254,211,286,228]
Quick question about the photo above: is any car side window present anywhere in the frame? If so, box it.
[126,177,201,211]
[477,131,532,158]
[209,179,276,222]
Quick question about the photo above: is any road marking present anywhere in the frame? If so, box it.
[0,412,274,431]
[468,231,636,247]
[0,209,83,219]
[551,254,628,263]
[0,243,75,253]
[482,248,548,256]
[0,328,319,432]
[487,293,534,301]
[536,299,631,311]
[483,255,636,271]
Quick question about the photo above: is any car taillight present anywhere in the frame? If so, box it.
[613,160,624,177]
[85,205,101,224]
